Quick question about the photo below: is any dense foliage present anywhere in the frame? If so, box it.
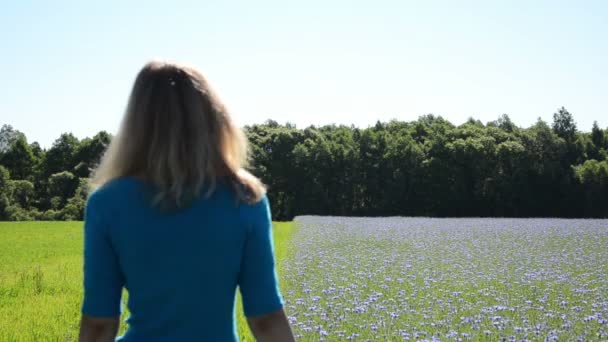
[0,126,110,221]
[1,107,607,220]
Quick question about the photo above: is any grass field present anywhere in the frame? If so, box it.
[0,221,296,341]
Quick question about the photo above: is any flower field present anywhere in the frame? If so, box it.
[283,217,608,341]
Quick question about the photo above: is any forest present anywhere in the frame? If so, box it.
[0,107,607,221]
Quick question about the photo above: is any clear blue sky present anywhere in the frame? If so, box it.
[1,0,606,147]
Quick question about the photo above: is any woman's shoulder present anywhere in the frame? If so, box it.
[236,191,270,223]
[87,177,143,205]
[209,180,269,220]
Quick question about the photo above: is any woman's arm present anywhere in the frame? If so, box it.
[247,308,295,342]
[80,193,124,341]
[238,195,295,340]
[78,315,119,342]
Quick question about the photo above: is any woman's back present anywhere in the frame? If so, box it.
[82,177,283,341]
[78,60,293,341]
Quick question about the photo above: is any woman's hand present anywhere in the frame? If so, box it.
[247,308,295,342]
[78,315,119,342]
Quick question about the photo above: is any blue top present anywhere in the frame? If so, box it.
[81,177,284,341]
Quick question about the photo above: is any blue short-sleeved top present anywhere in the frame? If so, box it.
[81,177,284,341]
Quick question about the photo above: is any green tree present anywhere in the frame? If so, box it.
[0,135,36,180]
[62,178,90,220]
[591,121,605,151]
[40,209,60,221]
[30,142,44,160]
[9,180,35,208]
[246,123,302,220]
[48,171,79,206]
[43,133,80,177]
[552,107,577,142]
[573,159,608,217]
[4,204,33,221]
[356,128,387,215]
[519,119,568,216]
[0,166,11,219]
[73,131,111,177]
[0,124,25,153]
[384,133,424,215]
[496,114,517,133]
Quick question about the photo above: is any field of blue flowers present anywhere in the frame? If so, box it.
[284,217,608,341]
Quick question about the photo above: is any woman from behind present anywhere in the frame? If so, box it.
[78,61,295,342]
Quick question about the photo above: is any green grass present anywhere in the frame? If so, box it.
[0,221,296,341]
[236,222,296,341]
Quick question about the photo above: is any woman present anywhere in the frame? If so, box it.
[78,61,295,341]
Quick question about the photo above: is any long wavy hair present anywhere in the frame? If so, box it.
[91,60,265,208]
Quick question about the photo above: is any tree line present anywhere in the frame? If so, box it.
[1,107,607,221]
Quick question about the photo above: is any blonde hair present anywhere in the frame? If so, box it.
[92,60,265,208]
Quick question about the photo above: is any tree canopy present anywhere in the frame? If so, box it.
[1,108,607,221]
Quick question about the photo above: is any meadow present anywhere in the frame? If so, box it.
[285,217,608,341]
[0,221,295,341]
[2,218,607,341]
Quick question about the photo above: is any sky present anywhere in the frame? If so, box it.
[1,0,606,148]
